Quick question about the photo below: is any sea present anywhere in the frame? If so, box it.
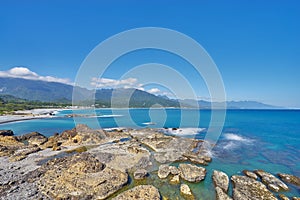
[0,109,299,199]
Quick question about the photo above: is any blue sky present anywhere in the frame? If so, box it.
[0,0,299,107]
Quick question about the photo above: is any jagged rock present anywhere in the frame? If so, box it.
[255,170,289,192]
[112,185,161,200]
[231,175,277,200]
[180,184,195,199]
[279,194,290,200]
[9,146,41,162]
[169,166,179,175]
[170,174,180,184]
[158,164,171,179]
[212,170,229,192]
[292,197,300,200]
[215,186,232,200]
[183,152,211,165]
[243,170,258,180]
[178,163,206,182]
[278,173,300,186]
[16,132,47,146]
[0,130,14,136]
[134,169,148,179]
[37,152,128,199]
[0,135,25,156]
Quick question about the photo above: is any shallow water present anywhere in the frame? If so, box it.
[0,109,299,197]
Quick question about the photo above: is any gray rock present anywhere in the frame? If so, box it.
[134,169,148,180]
[215,186,232,200]
[212,170,229,192]
[231,175,277,200]
[178,163,206,182]
[255,170,289,192]
[0,130,14,136]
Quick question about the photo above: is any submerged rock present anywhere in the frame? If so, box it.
[178,163,206,182]
[278,173,300,187]
[112,185,161,200]
[37,152,128,199]
[212,170,229,192]
[134,169,148,180]
[231,175,277,200]
[180,184,195,200]
[215,186,232,200]
[255,170,289,192]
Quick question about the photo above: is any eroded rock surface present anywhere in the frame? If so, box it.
[112,185,161,200]
[231,175,277,200]
[215,186,232,200]
[255,170,289,192]
[278,173,300,187]
[178,163,206,183]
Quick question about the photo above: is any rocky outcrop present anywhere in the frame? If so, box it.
[180,184,195,200]
[231,175,277,200]
[183,151,212,165]
[212,170,229,192]
[9,146,41,162]
[254,170,289,192]
[215,186,232,200]
[178,163,206,182]
[37,153,128,199]
[278,173,300,186]
[16,132,48,146]
[158,164,171,179]
[279,194,290,200]
[134,169,148,179]
[243,170,258,180]
[0,130,13,136]
[112,185,161,200]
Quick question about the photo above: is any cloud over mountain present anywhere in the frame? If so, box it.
[0,67,72,85]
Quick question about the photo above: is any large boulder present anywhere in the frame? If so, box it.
[215,186,232,200]
[254,170,289,192]
[112,185,161,200]
[231,175,277,200]
[178,163,206,182]
[37,153,128,199]
[278,173,300,187]
[213,170,229,192]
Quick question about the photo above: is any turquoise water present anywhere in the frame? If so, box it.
[0,109,299,197]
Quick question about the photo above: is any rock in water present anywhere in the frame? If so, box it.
[178,163,206,182]
[158,164,171,179]
[112,185,161,200]
[170,175,180,184]
[0,130,14,136]
[243,170,258,180]
[215,186,233,200]
[278,173,300,187]
[180,184,195,200]
[37,152,128,199]
[254,170,289,192]
[279,194,290,200]
[231,175,277,200]
[134,169,148,180]
[212,170,229,192]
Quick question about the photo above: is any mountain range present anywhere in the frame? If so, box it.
[0,77,279,109]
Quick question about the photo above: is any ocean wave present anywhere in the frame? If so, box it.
[218,133,255,151]
[224,133,254,144]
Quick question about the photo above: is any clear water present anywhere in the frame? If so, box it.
[0,109,299,198]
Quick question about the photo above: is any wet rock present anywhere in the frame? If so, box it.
[215,186,232,200]
[279,194,290,200]
[180,184,195,200]
[231,175,277,200]
[243,170,258,180]
[278,173,300,187]
[170,174,180,184]
[0,130,14,136]
[37,152,128,199]
[178,163,206,182]
[255,170,289,192]
[158,164,171,179]
[112,185,161,200]
[212,170,229,192]
[134,169,148,180]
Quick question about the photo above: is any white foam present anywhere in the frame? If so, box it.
[224,133,254,144]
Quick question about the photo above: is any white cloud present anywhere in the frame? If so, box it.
[0,67,72,85]
[147,88,161,94]
[91,77,144,90]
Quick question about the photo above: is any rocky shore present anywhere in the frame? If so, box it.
[0,126,299,199]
